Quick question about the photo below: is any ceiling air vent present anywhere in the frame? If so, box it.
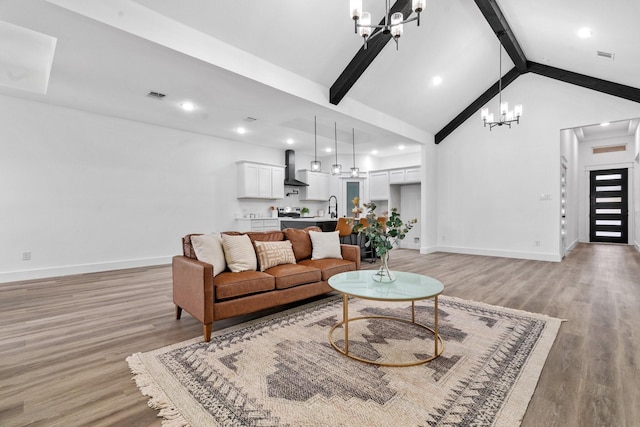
[146,91,166,100]
[597,50,615,60]
[243,117,257,122]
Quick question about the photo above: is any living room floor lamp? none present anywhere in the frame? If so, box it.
[350,0,425,50]
[310,116,321,172]
[331,122,342,175]
[481,41,522,130]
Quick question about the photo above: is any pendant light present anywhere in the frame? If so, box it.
[481,41,522,130]
[350,128,359,177]
[331,122,342,175]
[310,116,321,171]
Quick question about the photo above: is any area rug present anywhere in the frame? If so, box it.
[127,295,562,427]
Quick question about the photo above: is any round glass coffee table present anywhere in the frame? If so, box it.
[328,270,444,367]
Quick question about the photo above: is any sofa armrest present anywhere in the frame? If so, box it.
[340,244,361,270]
[172,255,214,325]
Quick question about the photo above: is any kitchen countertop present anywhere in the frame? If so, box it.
[279,217,338,222]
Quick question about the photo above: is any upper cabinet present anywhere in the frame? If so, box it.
[237,161,285,199]
[389,167,421,184]
[369,171,390,200]
[298,170,329,201]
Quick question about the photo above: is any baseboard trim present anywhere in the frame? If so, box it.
[435,246,562,262]
[0,256,172,284]
[420,245,439,254]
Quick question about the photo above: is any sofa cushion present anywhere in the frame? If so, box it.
[221,234,257,272]
[265,263,322,290]
[299,258,356,281]
[214,271,275,300]
[191,233,227,276]
[245,231,285,243]
[309,230,343,260]
[254,240,296,271]
[283,228,313,261]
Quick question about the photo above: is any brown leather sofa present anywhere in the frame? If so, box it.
[173,227,361,341]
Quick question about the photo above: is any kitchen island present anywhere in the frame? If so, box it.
[279,217,338,232]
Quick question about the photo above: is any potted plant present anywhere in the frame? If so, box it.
[301,207,310,217]
[353,202,417,282]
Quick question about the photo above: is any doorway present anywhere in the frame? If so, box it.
[589,168,628,243]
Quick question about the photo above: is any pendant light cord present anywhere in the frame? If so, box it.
[314,116,317,162]
[334,122,338,164]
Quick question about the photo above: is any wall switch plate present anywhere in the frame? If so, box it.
[22,251,31,261]
[539,193,551,201]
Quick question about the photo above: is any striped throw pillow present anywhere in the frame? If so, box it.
[221,234,257,272]
[254,240,296,271]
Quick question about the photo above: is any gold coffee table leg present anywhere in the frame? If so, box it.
[329,296,444,367]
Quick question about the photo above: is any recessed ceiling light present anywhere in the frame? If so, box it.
[398,145,405,150]
[577,27,592,38]
[325,147,332,153]
[237,127,246,134]
[371,149,378,155]
[600,122,610,127]
[286,138,294,145]
[432,76,443,86]
[180,101,196,111]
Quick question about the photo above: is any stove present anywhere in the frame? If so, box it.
[277,207,301,218]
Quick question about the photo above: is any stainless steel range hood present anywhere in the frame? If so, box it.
[284,150,308,187]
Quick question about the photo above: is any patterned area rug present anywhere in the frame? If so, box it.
[127,295,562,426]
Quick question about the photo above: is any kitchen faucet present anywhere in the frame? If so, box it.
[328,195,338,218]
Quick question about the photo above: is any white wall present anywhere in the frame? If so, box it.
[421,142,438,254]
[635,125,640,250]
[0,95,292,282]
[560,128,579,252]
[436,73,640,262]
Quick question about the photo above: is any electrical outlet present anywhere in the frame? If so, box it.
[22,251,31,261]
[535,241,540,247]
[441,235,446,242]
[414,237,420,243]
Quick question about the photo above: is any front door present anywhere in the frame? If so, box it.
[589,168,628,244]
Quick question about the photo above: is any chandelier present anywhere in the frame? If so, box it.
[481,42,522,130]
[350,0,425,50]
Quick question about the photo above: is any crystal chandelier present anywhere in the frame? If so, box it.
[481,43,522,130]
[350,0,425,50]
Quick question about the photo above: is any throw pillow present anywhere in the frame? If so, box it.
[283,228,313,261]
[309,230,343,260]
[254,240,296,271]
[191,233,227,276]
[221,234,257,272]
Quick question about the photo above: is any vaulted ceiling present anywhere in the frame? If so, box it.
[1,0,639,157]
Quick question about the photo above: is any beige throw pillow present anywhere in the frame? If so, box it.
[254,240,296,271]
[221,234,257,272]
[191,234,227,277]
[309,230,343,260]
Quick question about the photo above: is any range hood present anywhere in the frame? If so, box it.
[284,149,308,187]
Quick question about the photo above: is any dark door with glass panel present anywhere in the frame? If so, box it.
[589,168,628,243]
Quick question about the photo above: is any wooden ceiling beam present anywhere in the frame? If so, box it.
[473,0,527,73]
[329,0,414,105]
[528,62,640,103]
[435,67,520,144]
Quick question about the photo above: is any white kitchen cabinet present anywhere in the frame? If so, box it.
[298,170,329,201]
[389,167,421,184]
[236,161,285,199]
[369,171,389,200]
[235,218,281,232]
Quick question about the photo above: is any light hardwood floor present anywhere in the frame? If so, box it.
[1,243,639,426]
